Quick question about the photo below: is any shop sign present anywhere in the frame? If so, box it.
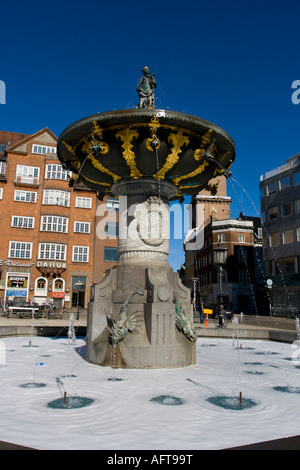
[7,275,28,289]
[72,276,86,290]
[0,259,34,267]
[6,289,27,298]
[6,274,29,299]
[37,261,67,269]
[52,292,64,298]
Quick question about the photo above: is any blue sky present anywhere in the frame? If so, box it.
[1,0,300,270]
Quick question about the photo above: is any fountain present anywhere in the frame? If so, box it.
[57,68,235,368]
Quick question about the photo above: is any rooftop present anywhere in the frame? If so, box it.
[260,153,300,182]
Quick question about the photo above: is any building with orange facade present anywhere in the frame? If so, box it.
[0,128,118,309]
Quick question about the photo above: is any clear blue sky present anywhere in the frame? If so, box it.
[1,0,300,270]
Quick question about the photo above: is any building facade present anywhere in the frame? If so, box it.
[259,153,300,309]
[184,177,266,313]
[0,129,118,309]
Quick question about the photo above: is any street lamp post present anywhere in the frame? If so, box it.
[191,277,198,318]
[214,244,227,327]
[74,280,84,320]
[267,279,273,318]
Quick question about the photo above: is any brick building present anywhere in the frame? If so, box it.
[0,128,118,309]
[184,177,266,313]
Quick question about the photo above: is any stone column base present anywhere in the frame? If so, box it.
[86,265,196,369]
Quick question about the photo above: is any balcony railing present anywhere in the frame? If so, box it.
[14,175,40,187]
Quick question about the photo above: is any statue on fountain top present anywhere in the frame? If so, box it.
[136,66,156,109]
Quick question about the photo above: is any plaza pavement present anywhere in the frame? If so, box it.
[0,310,299,450]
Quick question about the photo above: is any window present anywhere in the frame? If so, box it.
[9,241,32,259]
[238,234,246,243]
[11,216,35,229]
[294,172,300,187]
[45,164,70,181]
[32,144,56,154]
[270,232,280,246]
[238,246,247,263]
[259,187,265,199]
[283,229,294,244]
[279,176,290,191]
[268,206,279,220]
[296,200,300,214]
[104,247,118,262]
[267,181,277,196]
[105,222,119,237]
[40,216,68,233]
[53,278,64,291]
[72,246,89,262]
[297,228,300,242]
[0,161,6,175]
[74,221,91,233]
[238,269,248,283]
[75,197,92,209]
[0,188,3,199]
[106,198,119,211]
[281,202,292,217]
[38,243,67,261]
[275,258,296,275]
[35,277,47,296]
[15,165,40,184]
[43,189,70,207]
[14,190,37,203]
[218,233,225,243]
[257,228,262,238]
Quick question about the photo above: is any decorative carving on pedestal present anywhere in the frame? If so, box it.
[137,196,167,247]
[174,298,198,342]
[107,288,144,345]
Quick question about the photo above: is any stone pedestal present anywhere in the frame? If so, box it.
[86,178,196,368]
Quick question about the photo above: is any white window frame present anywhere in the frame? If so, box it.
[218,233,225,243]
[34,277,48,297]
[238,234,246,243]
[43,189,70,207]
[74,221,91,233]
[40,215,68,233]
[75,196,92,209]
[15,165,40,185]
[72,246,89,262]
[0,188,3,199]
[106,198,119,211]
[38,243,67,261]
[0,161,6,175]
[9,241,33,259]
[32,144,56,155]
[45,164,70,181]
[14,190,37,203]
[52,278,65,292]
[11,215,35,229]
[16,165,39,177]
